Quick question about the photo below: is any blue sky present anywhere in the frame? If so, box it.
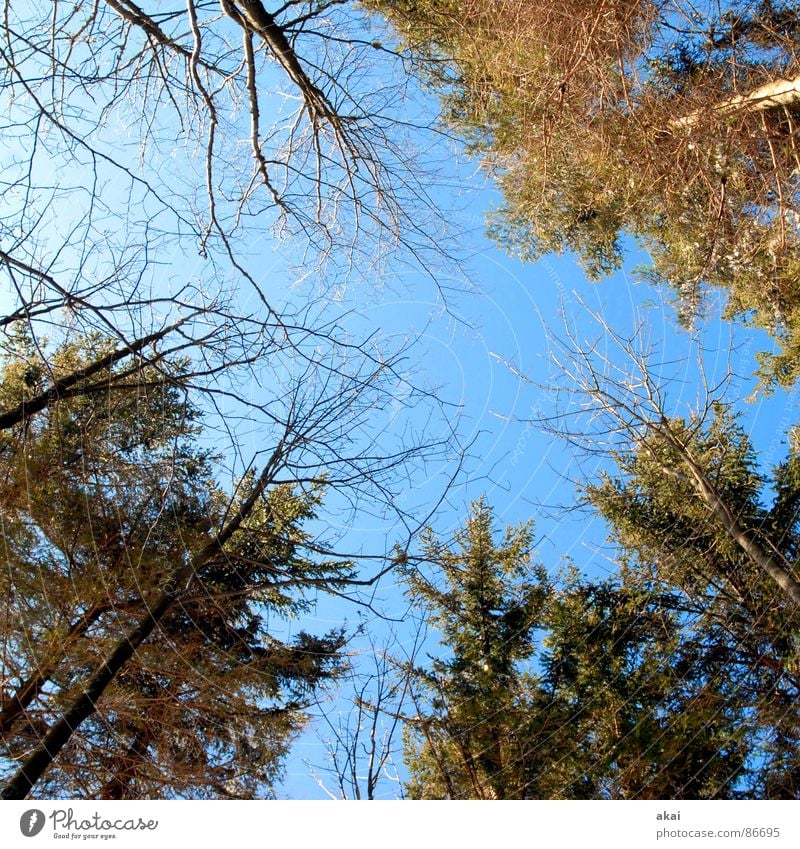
[270,171,800,796]
[2,119,795,799]
[3,2,800,800]
[0,111,796,798]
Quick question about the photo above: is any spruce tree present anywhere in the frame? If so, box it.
[586,407,800,797]
[401,499,550,799]
[0,333,350,798]
[402,498,776,799]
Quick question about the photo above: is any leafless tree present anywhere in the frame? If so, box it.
[0,0,448,309]
[0,0,461,445]
[534,302,800,606]
[311,625,422,799]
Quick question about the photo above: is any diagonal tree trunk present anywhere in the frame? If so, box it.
[0,606,107,736]
[675,443,800,606]
[0,454,280,800]
[0,320,186,431]
[0,597,148,737]
[672,74,800,129]
[222,0,341,126]
[550,310,800,609]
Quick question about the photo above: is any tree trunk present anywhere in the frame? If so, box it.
[658,431,800,606]
[684,456,800,606]
[0,606,108,735]
[0,590,175,800]
[672,75,800,129]
[0,455,279,799]
[224,0,338,125]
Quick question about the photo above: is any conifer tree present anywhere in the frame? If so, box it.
[0,333,352,798]
[401,499,550,799]
[366,0,800,383]
[402,500,777,799]
[586,409,800,797]
[540,314,800,797]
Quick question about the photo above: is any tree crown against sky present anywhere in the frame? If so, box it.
[0,301,458,798]
[0,0,468,473]
[0,1,468,800]
[0,2,465,552]
[0,331,365,798]
[365,0,800,385]
[535,313,800,797]
[398,499,775,800]
[1,0,452,305]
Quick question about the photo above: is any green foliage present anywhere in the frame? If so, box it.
[540,572,750,799]
[0,332,350,799]
[586,406,800,797]
[401,499,550,799]
[401,499,761,799]
[366,0,800,385]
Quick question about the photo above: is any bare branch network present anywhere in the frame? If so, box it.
[535,303,800,607]
[2,0,443,264]
[0,1,467,800]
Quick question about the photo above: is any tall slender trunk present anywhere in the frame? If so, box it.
[1,454,281,799]
[0,599,144,736]
[0,591,175,800]
[683,454,800,605]
[657,429,800,606]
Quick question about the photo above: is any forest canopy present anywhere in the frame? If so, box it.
[366,0,800,384]
[2,0,800,802]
